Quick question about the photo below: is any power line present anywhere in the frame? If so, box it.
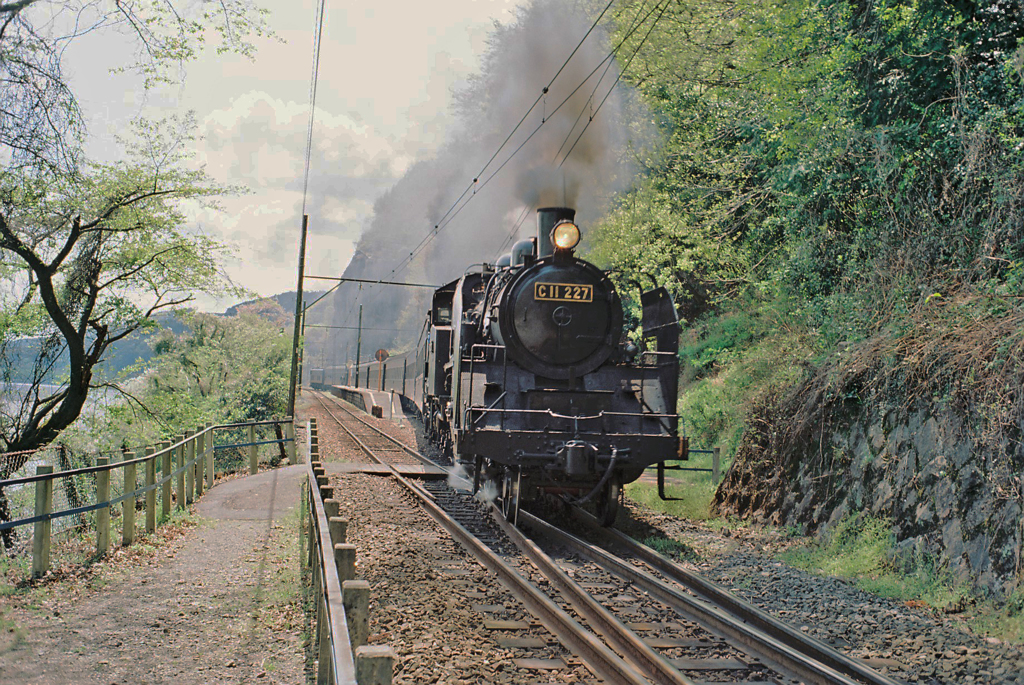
[381,0,669,284]
[492,205,534,261]
[305,275,439,288]
[378,0,619,285]
[551,0,655,165]
[289,0,328,416]
[305,325,418,332]
[333,1,668,332]
[560,0,671,167]
[301,0,328,216]
[427,0,616,233]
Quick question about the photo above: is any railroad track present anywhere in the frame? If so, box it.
[309,390,901,685]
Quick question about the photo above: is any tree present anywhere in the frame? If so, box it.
[133,300,291,432]
[1,117,245,453]
[0,1,272,458]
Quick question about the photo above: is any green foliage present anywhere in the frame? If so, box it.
[66,300,291,454]
[641,535,698,562]
[131,302,290,437]
[599,0,1024,332]
[594,1,1024,534]
[0,116,248,453]
[0,1,270,455]
[783,513,895,578]
[782,513,973,612]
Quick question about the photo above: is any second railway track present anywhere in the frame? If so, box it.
[309,389,901,685]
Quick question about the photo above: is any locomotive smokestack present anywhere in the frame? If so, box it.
[537,207,576,258]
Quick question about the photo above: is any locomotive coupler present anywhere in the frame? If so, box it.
[559,440,598,476]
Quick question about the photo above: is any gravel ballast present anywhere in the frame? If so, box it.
[619,506,1024,685]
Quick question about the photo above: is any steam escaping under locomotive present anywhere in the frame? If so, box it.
[314,206,687,525]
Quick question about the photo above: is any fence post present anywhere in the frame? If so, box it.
[205,421,215,489]
[355,645,394,685]
[334,543,356,582]
[145,446,156,534]
[195,428,205,498]
[122,452,137,546]
[329,517,348,545]
[285,418,297,464]
[185,432,196,505]
[160,440,172,522]
[31,465,53,578]
[248,424,258,475]
[96,457,110,556]
[175,434,186,511]
[713,446,721,484]
[342,579,370,648]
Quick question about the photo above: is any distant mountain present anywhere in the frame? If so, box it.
[222,290,326,318]
[6,292,321,384]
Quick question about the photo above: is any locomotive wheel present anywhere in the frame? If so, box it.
[501,467,521,525]
[596,480,621,527]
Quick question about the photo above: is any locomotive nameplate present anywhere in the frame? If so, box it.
[534,282,593,303]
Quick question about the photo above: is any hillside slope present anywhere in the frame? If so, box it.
[585,0,1023,596]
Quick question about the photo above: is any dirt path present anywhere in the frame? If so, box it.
[0,465,307,685]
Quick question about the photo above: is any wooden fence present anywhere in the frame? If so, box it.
[0,418,297,578]
[301,417,393,685]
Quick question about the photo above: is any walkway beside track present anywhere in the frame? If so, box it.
[0,466,306,685]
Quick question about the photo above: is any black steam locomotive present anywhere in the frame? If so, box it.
[418,207,686,524]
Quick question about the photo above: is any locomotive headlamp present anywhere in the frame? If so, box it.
[551,221,581,250]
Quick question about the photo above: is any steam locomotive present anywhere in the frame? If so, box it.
[417,207,685,524]
[311,207,686,524]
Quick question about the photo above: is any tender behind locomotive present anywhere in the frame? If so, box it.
[424,206,685,524]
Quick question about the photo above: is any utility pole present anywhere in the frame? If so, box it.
[287,215,309,417]
[298,301,307,390]
[354,304,363,388]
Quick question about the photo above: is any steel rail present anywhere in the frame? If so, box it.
[490,507,693,685]
[314,391,436,468]
[532,509,900,685]
[580,511,905,685]
[314,390,896,684]
[312,392,655,685]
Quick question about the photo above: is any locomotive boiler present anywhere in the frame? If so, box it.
[421,207,686,524]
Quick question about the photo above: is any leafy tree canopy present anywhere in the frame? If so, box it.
[1,1,272,454]
[591,0,1023,344]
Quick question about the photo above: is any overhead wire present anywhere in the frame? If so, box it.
[491,205,534,261]
[381,0,667,285]
[298,0,328,366]
[332,1,619,331]
[301,0,328,217]
[559,0,671,167]
[334,0,672,336]
[550,0,655,165]
[426,0,616,233]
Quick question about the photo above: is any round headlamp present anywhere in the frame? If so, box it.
[551,220,581,250]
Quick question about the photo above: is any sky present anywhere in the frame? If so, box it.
[71,0,522,311]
